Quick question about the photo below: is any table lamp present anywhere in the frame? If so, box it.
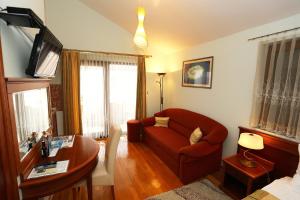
[238,133,264,168]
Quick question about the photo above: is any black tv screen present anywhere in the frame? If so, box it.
[26,27,63,78]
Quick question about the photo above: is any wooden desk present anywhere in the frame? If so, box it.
[19,136,99,200]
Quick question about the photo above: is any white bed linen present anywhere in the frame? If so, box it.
[263,176,300,200]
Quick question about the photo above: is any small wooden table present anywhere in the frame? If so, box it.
[222,153,274,197]
[19,136,99,200]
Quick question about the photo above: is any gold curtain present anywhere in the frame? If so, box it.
[135,56,147,120]
[62,50,82,135]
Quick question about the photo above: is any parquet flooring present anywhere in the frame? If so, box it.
[52,136,183,200]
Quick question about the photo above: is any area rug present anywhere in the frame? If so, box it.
[145,179,232,200]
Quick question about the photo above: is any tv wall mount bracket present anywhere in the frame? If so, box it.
[0,7,44,29]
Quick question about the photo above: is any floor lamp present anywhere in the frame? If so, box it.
[157,73,166,111]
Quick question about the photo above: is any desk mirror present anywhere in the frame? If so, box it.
[12,88,50,160]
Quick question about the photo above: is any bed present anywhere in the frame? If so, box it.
[244,176,300,200]
[239,127,300,200]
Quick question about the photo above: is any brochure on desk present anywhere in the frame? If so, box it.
[51,135,75,148]
[49,135,75,157]
[28,160,69,179]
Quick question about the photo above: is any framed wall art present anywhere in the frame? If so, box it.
[182,56,213,88]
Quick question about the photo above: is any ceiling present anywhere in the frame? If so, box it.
[80,0,300,53]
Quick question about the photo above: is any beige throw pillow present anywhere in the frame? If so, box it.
[154,117,169,127]
[190,127,202,145]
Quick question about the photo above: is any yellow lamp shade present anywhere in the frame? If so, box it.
[137,7,145,21]
[133,7,148,48]
[238,133,264,150]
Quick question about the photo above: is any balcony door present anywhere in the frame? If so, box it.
[80,62,137,138]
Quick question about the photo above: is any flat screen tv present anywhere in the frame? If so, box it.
[26,27,63,78]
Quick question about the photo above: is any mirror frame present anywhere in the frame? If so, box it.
[6,78,52,179]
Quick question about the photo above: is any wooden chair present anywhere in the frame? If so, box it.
[73,126,121,199]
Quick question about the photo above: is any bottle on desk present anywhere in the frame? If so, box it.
[41,130,52,158]
[27,137,33,151]
[41,140,48,158]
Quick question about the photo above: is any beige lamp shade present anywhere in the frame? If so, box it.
[133,7,148,48]
[238,133,264,150]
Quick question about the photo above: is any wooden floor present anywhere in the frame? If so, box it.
[52,136,183,200]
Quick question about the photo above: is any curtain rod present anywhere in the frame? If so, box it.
[248,26,300,41]
[63,48,152,58]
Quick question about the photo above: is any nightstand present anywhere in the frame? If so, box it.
[222,153,274,197]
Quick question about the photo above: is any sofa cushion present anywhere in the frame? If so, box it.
[189,127,203,145]
[154,117,169,127]
[144,126,189,160]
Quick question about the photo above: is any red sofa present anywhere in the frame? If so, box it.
[139,108,228,184]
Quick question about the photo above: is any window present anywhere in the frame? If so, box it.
[250,36,300,140]
[79,54,138,138]
[109,64,137,132]
[13,88,49,142]
[80,66,105,138]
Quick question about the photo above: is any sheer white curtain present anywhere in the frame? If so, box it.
[80,66,105,138]
[250,36,300,140]
[13,88,49,143]
[110,64,137,132]
[80,53,138,138]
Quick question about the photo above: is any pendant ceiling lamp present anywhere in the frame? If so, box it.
[133,7,148,49]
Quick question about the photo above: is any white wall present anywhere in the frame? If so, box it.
[0,0,45,77]
[45,0,135,54]
[165,14,300,157]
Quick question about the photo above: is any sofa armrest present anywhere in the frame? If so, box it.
[179,141,220,158]
[141,117,155,127]
[202,126,228,145]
